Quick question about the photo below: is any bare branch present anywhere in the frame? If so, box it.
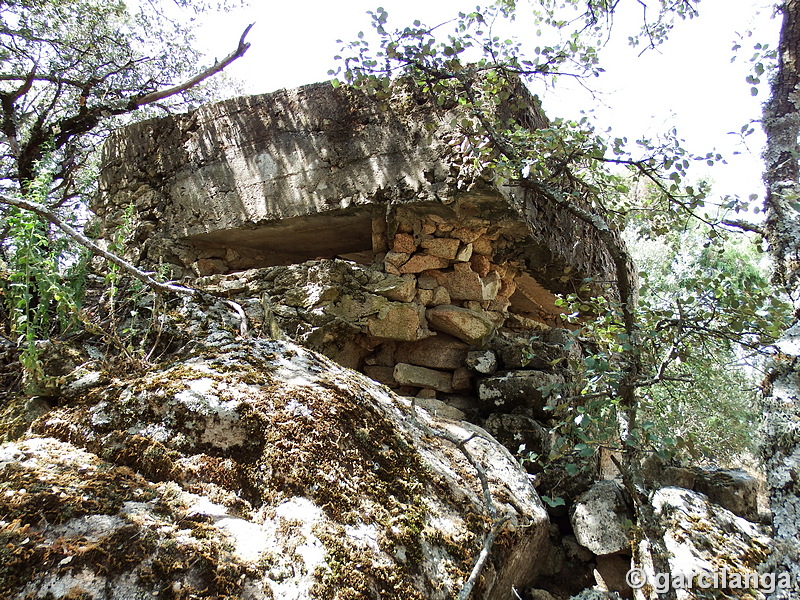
[457,515,511,600]
[132,23,253,107]
[0,193,196,297]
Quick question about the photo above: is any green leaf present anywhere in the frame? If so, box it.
[541,495,566,508]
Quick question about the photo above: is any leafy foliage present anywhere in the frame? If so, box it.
[631,217,789,462]
[0,158,87,390]
[0,0,249,388]
[0,0,244,196]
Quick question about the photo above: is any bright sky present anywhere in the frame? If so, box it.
[197,0,780,214]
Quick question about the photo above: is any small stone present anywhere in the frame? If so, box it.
[440,263,500,301]
[431,286,451,306]
[372,217,389,252]
[692,468,759,521]
[416,288,435,306]
[416,387,437,399]
[437,222,454,233]
[224,247,241,262]
[421,222,437,235]
[195,258,227,276]
[472,236,494,256]
[570,480,631,556]
[455,243,473,262]
[487,296,511,312]
[562,535,594,563]
[363,366,397,386]
[452,367,472,392]
[509,273,562,317]
[394,363,453,393]
[384,251,410,267]
[466,350,497,374]
[420,237,460,260]
[506,313,550,330]
[370,342,396,367]
[469,254,492,277]
[367,274,417,302]
[426,305,495,345]
[400,254,450,274]
[452,226,487,243]
[417,274,439,290]
[392,233,417,254]
[594,554,633,597]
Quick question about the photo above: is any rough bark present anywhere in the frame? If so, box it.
[761,0,800,596]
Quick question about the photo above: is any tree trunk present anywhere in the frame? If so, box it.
[761,0,800,596]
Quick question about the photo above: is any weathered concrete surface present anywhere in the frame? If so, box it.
[94,80,618,299]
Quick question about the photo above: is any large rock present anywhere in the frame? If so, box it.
[493,330,578,371]
[395,334,470,370]
[648,487,774,599]
[367,302,427,341]
[691,467,760,522]
[439,263,501,301]
[367,273,417,302]
[13,300,549,600]
[394,362,454,393]
[570,480,631,556]
[482,413,551,461]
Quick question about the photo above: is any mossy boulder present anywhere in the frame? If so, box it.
[6,327,548,599]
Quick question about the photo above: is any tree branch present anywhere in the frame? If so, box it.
[720,218,765,235]
[132,23,254,107]
[0,194,196,297]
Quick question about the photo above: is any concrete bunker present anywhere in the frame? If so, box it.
[94,79,620,422]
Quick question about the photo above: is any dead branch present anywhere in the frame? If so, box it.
[457,514,511,600]
[408,401,520,600]
[133,23,254,107]
[0,193,196,297]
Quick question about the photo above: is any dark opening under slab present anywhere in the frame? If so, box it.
[185,207,375,264]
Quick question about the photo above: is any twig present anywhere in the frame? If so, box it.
[409,402,516,599]
[457,515,511,600]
